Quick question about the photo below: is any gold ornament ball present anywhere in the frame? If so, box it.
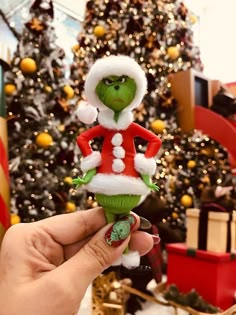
[58,124,65,132]
[180,194,193,207]
[11,214,21,225]
[190,15,198,24]
[71,44,80,52]
[167,46,180,60]
[20,57,37,74]
[187,160,196,169]
[63,85,74,99]
[66,201,76,213]
[44,85,52,93]
[64,176,73,184]
[184,178,190,186]
[94,25,106,37]
[150,119,166,134]
[172,212,179,219]
[5,83,16,95]
[35,132,53,148]
[165,154,175,163]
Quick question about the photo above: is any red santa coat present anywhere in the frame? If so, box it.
[77,110,162,196]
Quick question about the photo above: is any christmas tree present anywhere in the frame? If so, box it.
[70,0,234,241]
[5,0,85,223]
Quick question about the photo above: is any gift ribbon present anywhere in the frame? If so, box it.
[198,202,232,252]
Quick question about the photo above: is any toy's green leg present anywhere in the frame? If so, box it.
[96,193,141,255]
[104,210,116,224]
[103,207,131,253]
[104,208,130,223]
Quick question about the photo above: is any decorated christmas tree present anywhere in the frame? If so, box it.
[5,0,85,223]
[70,0,234,243]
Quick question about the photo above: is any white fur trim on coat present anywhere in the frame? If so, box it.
[134,153,157,176]
[85,55,147,112]
[98,109,133,130]
[86,174,150,195]
[80,151,101,173]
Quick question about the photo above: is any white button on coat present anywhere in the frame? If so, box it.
[111,133,125,173]
[111,133,123,146]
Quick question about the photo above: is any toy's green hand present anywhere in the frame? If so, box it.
[73,168,96,188]
[141,174,160,191]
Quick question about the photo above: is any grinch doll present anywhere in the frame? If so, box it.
[73,55,162,267]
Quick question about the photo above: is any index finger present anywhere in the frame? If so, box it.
[35,207,106,245]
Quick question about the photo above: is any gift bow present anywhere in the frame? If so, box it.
[215,186,233,198]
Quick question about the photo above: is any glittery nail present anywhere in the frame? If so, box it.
[105,214,137,247]
[139,216,152,230]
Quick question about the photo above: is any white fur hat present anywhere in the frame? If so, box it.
[77,55,147,124]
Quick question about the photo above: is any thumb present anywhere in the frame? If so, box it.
[52,218,134,299]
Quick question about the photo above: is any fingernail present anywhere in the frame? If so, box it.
[105,214,137,247]
[152,234,161,244]
[139,216,152,230]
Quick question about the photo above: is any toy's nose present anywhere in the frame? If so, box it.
[114,85,120,90]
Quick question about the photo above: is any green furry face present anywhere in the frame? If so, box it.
[95,75,137,112]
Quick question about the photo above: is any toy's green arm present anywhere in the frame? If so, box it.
[141,174,159,191]
[72,168,96,188]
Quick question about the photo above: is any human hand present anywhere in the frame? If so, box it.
[0,207,155,315]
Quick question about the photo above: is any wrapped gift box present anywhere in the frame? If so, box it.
[225,82,236,97]
[186,207,236,253]
[166,243,236,310]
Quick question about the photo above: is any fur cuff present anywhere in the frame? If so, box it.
[81,151,101,173]
[122,251,140,269]
[134,153,157,176]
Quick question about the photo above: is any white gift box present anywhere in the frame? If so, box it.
[186,208,236,253]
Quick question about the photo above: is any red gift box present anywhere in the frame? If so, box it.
[166,243,236,310]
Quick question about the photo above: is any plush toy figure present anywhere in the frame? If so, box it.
[73,55,162,267]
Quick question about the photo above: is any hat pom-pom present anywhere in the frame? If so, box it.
[76,100,98,124]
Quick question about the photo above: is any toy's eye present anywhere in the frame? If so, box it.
[119,76,127,83]
[103,78,113,85]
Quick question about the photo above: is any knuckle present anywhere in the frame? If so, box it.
[75,211,91,235]
[45,277,74,301]
[84,239,112,269]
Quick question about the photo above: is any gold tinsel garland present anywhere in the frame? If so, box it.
[92,273,236,315]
